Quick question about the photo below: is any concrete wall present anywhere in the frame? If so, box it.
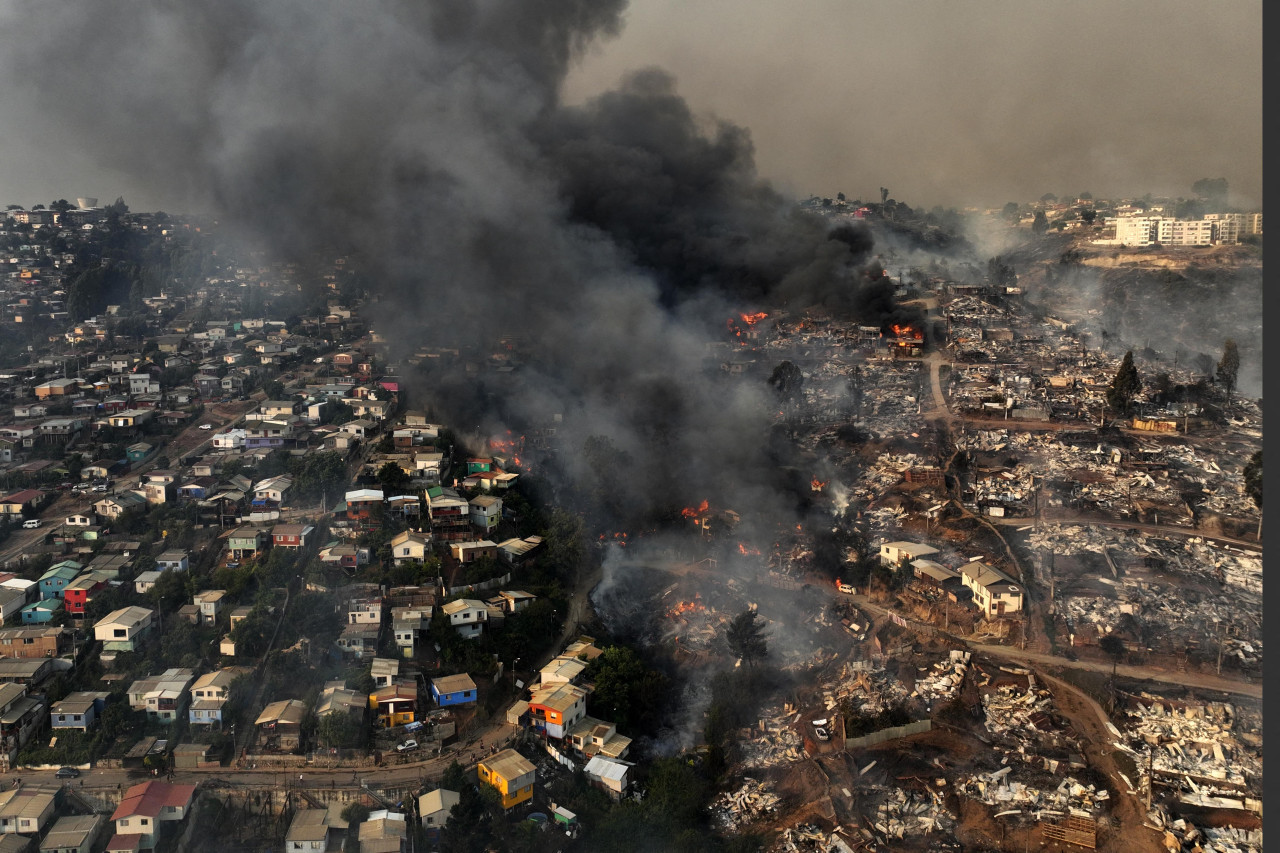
[844,719,932,749]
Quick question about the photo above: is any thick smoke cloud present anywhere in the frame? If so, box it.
[0,1,892,527]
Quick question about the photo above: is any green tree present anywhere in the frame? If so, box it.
[1031,210,1048,234]
[316,711,363,749]
[1080,208,1097,225]
[1216,339,1240,400]
[1106,351,1141,415]
[376,461,409,493]
[584,646,668,735]
[724,609,768,666]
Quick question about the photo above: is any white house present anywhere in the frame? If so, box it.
[959,560,1024,618]
[389,530,430,566]
[878,540,940,567]
[441,599,487,639]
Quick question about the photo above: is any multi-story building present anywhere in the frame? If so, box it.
[1157,218,1214,246]
[477,749,536,811]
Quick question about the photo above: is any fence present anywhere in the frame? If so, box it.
[447,573,511,597]
[542,742,577,772]
[843,719,932,749]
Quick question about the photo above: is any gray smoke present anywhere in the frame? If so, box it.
[0,3,893,532]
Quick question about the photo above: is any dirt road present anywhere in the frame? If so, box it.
[838,589,1260,699]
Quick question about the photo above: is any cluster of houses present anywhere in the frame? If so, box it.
[878,540,1025,618]
[0,778,195,852]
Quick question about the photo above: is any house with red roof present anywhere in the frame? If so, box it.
[108,781,196,850]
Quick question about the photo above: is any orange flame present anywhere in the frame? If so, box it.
[811,478,828,491]
[740,312,768,325]
[681,500,710,518]
[738,543,761,556]
[668,595,706,617]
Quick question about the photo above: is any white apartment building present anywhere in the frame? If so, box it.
[1157,218,1214,246]
[1114,216,1161,246]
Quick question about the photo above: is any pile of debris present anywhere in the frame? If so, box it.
[769,824,859,853]
[867,785,956,840]
[851,452,932,505]
[710,777,781,830]
[1118,698,1258,790]
[738,706,806,768]
[912,650,970,704]
[821,663,913,718]
[955,770,1108,817]
[1146,807,1262,853]
[980,681,1083,761]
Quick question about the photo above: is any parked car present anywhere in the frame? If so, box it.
[199,423,213,430]
[226,561,240,569]
[55,766,80,778]
[21,519,40,529]
[396,739,418,753]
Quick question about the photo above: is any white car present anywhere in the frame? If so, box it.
[199,424,213,430]
[395,739,418,753]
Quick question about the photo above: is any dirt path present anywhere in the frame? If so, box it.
[990,513,1263,553]
[1033,669,1163,853]
[837,589,1260,699]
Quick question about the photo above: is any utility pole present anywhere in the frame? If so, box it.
[1216,619,1225,676]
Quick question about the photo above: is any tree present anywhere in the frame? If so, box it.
[340,802,371,827]
[1243,450,1262,538]
[1080,208,1097,225]
[1192,177,1228,209]
[724,609,768,666]
[1001,202,1020,221]
[316,711,363,749]
[1216,339,1240,401]
[767,361,804,404]
[584,646,668,735]
[1031,210,1048,234]
[1099,634,1125,681]
[376,461,409,493]
[1106,351,1141,415]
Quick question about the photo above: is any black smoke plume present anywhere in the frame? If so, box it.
[0,0,903,532]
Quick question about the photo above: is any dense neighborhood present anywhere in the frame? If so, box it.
[0,187,1263,853]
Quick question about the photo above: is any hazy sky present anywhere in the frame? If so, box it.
[562,0,1262,211]
[0,0,1260,213]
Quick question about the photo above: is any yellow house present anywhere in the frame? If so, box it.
[368,681,417,728]
[477,749,535,810]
